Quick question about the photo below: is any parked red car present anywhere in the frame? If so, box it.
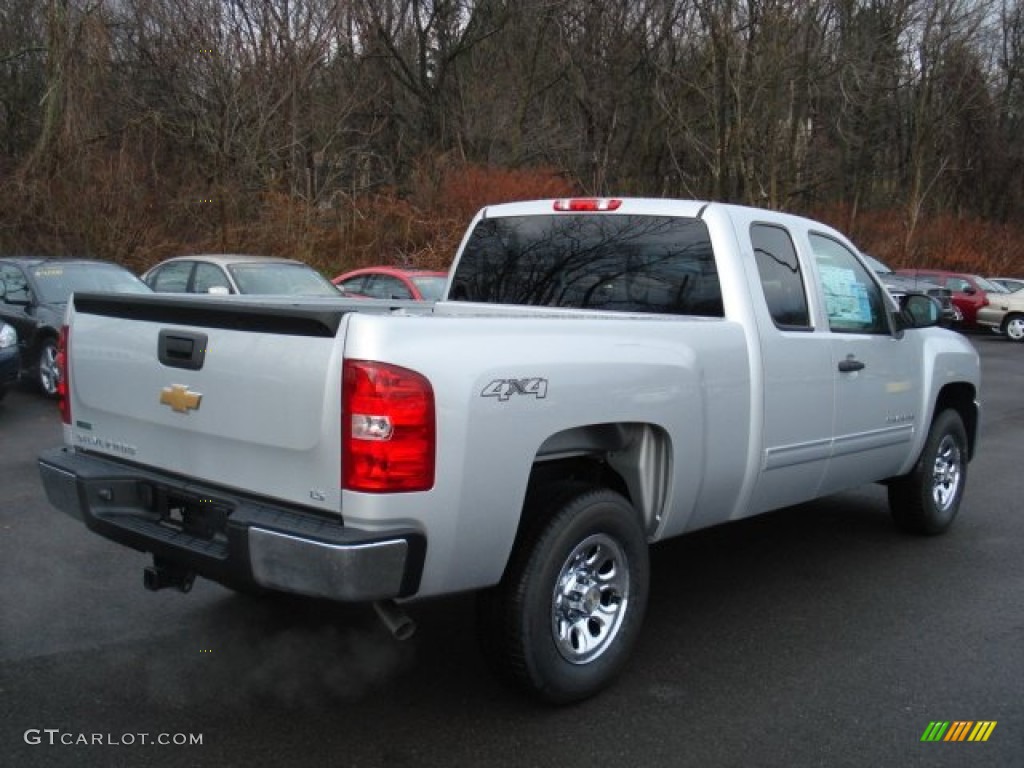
[332,266,448,301]
[895,269,1008,329]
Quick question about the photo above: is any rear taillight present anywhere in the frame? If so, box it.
[57,324,70,425]
[342,360,435,493]
[553,198,622,212]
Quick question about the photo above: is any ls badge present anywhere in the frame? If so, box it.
[160,384,203,413]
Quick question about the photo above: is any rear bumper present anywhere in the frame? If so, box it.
[38,447,425,601]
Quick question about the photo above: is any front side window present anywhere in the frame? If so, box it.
[338,276,366,295]
[451,214,723,317]
[945,277,972,293]
[810,234,889,334]
[149,262,193,293]
[751,223,810,329]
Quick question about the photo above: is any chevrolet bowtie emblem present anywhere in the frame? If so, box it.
[160,384,202,413]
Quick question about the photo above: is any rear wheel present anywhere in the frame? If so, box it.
[888,410,968,534]
[477,484,649,704]
[1002,313,1024,342]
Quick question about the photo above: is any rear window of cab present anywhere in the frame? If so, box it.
[450,214,724,317]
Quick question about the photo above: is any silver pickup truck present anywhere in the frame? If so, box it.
[39,198,980,703]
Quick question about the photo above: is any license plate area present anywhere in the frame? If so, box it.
[151,487,232,542]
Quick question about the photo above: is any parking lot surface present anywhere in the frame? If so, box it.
[1,334,1021,767]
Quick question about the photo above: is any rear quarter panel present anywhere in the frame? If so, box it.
[341,309,752,598]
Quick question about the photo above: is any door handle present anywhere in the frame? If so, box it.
[838,355,865,373]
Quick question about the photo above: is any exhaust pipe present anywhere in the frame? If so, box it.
[143,560,196,593]
[373,599,416,641]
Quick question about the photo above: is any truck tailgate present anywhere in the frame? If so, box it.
[65,294,348,513]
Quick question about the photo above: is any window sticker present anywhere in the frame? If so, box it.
[819,264,871,325]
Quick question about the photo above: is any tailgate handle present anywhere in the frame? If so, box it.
[158,330,208,370]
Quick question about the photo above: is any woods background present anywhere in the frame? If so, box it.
[2,0,1023,276]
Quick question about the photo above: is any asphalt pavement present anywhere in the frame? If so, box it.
[1,333,1021,767]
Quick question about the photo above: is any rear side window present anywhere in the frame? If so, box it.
[363,275,413,300]
[751,223,810,329]
[451,214,723,317]
[193,263,232,294]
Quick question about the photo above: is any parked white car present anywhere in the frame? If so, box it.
[990,276,1024,293]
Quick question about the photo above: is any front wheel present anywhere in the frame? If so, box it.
[1002,313,1024,342]
[887,410,968,534]
[36,337,59,396]
[477,485,649,704]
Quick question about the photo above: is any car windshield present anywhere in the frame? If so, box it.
[30,263,150,303]
[227,262,340,296]
[411,275,447,301]
[972,275,1008,293]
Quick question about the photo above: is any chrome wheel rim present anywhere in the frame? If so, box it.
[1006,317,1024,341]
[551,533,629,664]
[932,435,963,512]
[39,343,58,395]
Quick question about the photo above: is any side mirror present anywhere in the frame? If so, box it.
[961,286,977,296]
[897,294,941,330]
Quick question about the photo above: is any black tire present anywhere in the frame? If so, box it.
[1002,313,1024,342]
[477,484,649,704]
[887,410,968,535]
[36,336,59,396]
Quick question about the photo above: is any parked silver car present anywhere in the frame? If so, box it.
[143,254,341,297]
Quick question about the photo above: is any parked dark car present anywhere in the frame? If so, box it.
[0,258,151,395]
[333,266,448,301]
[861,255,961,327]
[0,320,18,400]
[894,268,1007,329]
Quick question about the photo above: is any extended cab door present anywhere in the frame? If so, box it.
[808,234,921,493]
[747,223,836,515]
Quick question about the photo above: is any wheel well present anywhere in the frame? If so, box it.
[524,423,671,536]
[32,330,58,359]
[934,382,978,460]
[1001,311,1023,328]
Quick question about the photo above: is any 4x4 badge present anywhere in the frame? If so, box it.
[160,384,202,413]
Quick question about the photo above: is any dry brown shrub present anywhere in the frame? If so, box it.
[208,161,577,278]
[811,203,1024,275]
